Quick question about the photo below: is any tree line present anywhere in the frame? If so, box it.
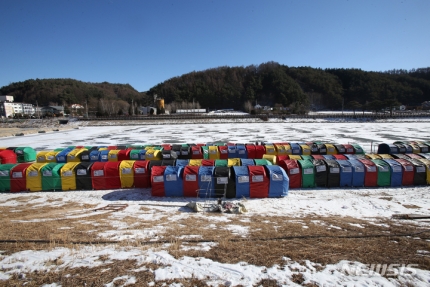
[1,63,430,115]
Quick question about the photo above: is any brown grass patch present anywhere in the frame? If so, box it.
[403,204,421,209]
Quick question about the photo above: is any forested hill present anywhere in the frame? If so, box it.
[1,63,430,113]
[0,79,145,107]
[148,63,430,111]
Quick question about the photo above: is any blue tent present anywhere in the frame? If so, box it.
[236,145,247,159]
[349,160,365,187]
[419,153,430,160]
[99,150,109,162]
[198,166,215,198]
[344,154,358,160]
[290,143,301,155]
[164,166,184,197]
[175,159,189,167]
[383,159,403,187]
[55,148,73,163]
[265,165,289,197]
[227,145,237,158]
[232,166,250,198]
[323,155,335,160]
[336,160,353,187]
[240,159,255,166]
[130,149,147,160]
[90,150,100,162]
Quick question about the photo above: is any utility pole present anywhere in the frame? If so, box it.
[131,99,134,116]
[85,100,88,118]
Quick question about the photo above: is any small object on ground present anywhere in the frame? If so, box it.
[186,200,247,214]
[38,131,46,133]
[94,204,128,212]
[53,129,59,131]
[392,214,430,220]
[15,133,24,136]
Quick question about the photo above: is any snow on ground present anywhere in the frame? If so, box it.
[0,120,430,286]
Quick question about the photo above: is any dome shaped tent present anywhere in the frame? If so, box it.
[208,146,220,160]
[240,159,254,166]
[175,159,189,167]
[56,148,73,163]
[0,150,17,164]
[290,143,301,155]
[213,166,233,198]
[265,165,289,197]
[201,159,215,166]
[236,145,247,159]
[334,144,346,154]
[218,145,228,159]
[279,159,301,189]
[117,149,132,161]
[394,159,414,186]
[382,159,403,187]
[191,146,203,159]
[245,144,256,159]
[151,165,167,196]
[189,159,202,166]
[26,163,47,191]
[227,158,240,167]
[227,146,237,158]
[41,163,65,191]
[67,149,87,163]
[312,159,327,187]
[325,144,337,155]
[108,150,120,162]
[129,149,146,160]
[407,159,427,186]
[14,147,36,163]
[90,150,100,162]
[10,163,32,192]
[99,150,110,162]
[322,155,335,160]
[201,146,209,159]
[358,159,378,187]
[309,143,319,155]
[343,144,355,154]
[311,155,325,160]
[232,166,250,198]
[262,155,277,165]
[324,159,341,187]
[91,162,107,190]
[317,144,327,155]
[183,166,199,197]
[78,150,91,162]
[254,145,266,159]
[377,144,399,154]
[104,162,121,189]
[274,144,288,156]
[61,162,80,191]
[417,158,430,184]
[74,162,94,190]
[198,166,215,198]
[36,151,50,163]
[133,160,150,188]
[164,166,184,197]
[371,159,391,187]
[351,144,364,154]
[299,144,311,155]
[179,146,191,160]
[333,155,347,160]
[0,164,17,192]
[298,159,315,188]
[215,160,228,167]
[248,165,269,198]
[349,159,365,187]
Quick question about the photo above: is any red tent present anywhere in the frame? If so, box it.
[245,144,256,159]
[218,146,228,159]
[343,144,355,154]
[161,144,171,150]
[311,155,325,160]
[117,149,131,161]
[91,162,106,190]
[394,158,414,186]
[276,155,290,162]
[279,160,302,188]
[255,145,266,159]
[201,159,215,166]
[0,150,17,164]
[248,166,269,198]
[151,166,167,196]
[104,162,121,189]
[134,160,150,188]
[10,163,32,192]
[191,146,203,159]
[183,166,199,197]
[333,154,347,160]
[358,159,378,187]
[107,146,117,150]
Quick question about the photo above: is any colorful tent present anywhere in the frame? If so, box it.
[394,159,414,186]
[349,159,365,187]
[248,165,269,198]
[264,144,276,156]
[324,159,341,187]
[198,166,215,198]
[232,166,250,198]
[298,159,315,188]
[417,158,430,184]
[245,144,256,159]
[175,159,189,167]
[407,159,427,186]
[41,163,64,191]
[118,160,134,188]
[333,155,347,160]
[299,144,311,155]
[104,162,121,189]
[215,159,228,167]
[0,164,17,192]
[107,150,120,162]
[26,163,47,191]
[74,162,93,190]
[67,149,86,163]
[343,144,355,154]
[145,149,162,161]
[325,144,337,155]
[189,159,202,166]
[255,145,266,159]
[352,144,365,154]
[208,146,220,160]
[36,151,50,163]
[118,149,132,161]
[254,159,272,166]
[227,158,241,167]
[179,146,191,160]
[201,146,209,159]
[183,166,199,197]
[201,159,215,166]
[274,144,288,156]
[317,144,327,155]
[371,159,391,187]
[236,145,247,159]
[14,147,36,163]
[56,148,73,163]
[164,166,184,197]
[334,144,346,154]
[358,159,378,187]
[91,162,107,190]
[279,160,301,189]
[322,155,335,160]
[213,166,231,198]
[290,143,301,155]
[133,160,150,188]
[311,155,325,160]
[382,159,403,187]
[130,149,146,160]
[218,145,228,159]
[99,150,110,162]
[0,150,17,164]
[265,165,289,197]
[10,163,32,192]
[377,143,399,154]
[312,159,327,187]
[262,155,277,165]
[151,165,167,196]
[191,146,203,159]
[60,162,79,191]
[240,159,255,166]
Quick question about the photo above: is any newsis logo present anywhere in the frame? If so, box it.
[341,263,418,277]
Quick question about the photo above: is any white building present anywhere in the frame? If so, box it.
[0,102,35,118]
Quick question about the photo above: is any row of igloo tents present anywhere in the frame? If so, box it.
[377,141,430,154]
[0,161,289,198]
[31,142,365,164]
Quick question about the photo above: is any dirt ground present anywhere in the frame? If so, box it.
[0,119,74,138]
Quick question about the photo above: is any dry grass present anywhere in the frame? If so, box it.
[0,201,429,285]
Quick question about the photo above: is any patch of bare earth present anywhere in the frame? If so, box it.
[0,202,429,286]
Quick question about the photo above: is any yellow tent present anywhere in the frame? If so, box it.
[262,155,277,165]
[227,158,241,166]
[99,147,108,151]
[67,148,87,163]
[274,144,287,155]
[418,158,430,184]
[145,149,162,161]
[299,144,311,155]
[409,143,420,154]
[61,162,79,191]
[264,145,276,156]
[208,146,220,160]
[378,154,393,159]
[325,144,337,155]
[45,151,59,163]
[26,163,47,191]
[120,160,135,188]
[365,153,381,160]
[108,150,120,162]
[283,144,292,155]
[36,151,50,163]
[189,159,202,166]
[289,155,302,160]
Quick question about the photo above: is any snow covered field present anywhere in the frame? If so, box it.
[0,120,430,286]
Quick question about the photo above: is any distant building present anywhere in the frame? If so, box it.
[139,106,157,115]
[41,106,64,116]
[0,102,35,118]
[0,95,14,102]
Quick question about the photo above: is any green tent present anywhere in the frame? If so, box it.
[351,144,365,154]
[54,148,65,152]
[371,159,391,187]
[14,147,37,163]
[215,160,228,167]
[254,159,272,166]
[298,159,316,188]
[201,146,209,159]
[0,164,17,192]
[301,155,313,161]
[41,163,65,191]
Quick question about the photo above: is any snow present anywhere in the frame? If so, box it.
[1,120,430,285]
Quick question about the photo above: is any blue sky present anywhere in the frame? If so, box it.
[1,0,429,92]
